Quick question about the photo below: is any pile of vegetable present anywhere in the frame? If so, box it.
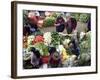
[23,10,91,69]
[78,31,91,66]
[71,13,90,23]
[79,13,90,23]
[43,17,56,27]
[51,32,61,47]
[23,31,91,68]
[71,13,80,21]
[79,31,91,54]
[33,42,49,56]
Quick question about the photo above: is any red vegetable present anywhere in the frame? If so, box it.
[33,35,44,44]
[42,56,49,64]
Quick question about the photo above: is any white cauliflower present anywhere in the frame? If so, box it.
[63,39,70,48]
[43,32,52,46]
[63,39,70,45]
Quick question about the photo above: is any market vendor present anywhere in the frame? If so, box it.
[65,13,77,34]
[48,47,62,68]
[28,11,40,34]
[30,47,43,68]
[54,16,65,32]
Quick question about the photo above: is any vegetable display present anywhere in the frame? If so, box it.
[43,17,56,27]
[33,42,49,56]
[51,32,61,47]
[71,13,90,23]
[23,11,91,69]
[79,13,90,23]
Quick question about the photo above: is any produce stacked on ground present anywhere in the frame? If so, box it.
[23,31,91,69]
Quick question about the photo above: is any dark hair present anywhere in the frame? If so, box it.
[56,16,65,23]
[30,47,41,58]
[66,17,77,34]
[49,47,56,55]
[23,26,30,36]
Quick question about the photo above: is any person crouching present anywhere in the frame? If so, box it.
[30,47,43,68]
[48,47,62,68]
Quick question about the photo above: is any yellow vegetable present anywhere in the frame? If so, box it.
[61,47,69,62]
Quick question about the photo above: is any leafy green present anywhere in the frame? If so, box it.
[71,13,90,23]
[43,17,56,27]
[79,31,91,54]
[71,13,80,21]
[34,42,49,56]
[79,13,90,23]
[51,32,61,47]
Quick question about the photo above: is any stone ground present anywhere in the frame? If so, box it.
[40,22,87,33]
